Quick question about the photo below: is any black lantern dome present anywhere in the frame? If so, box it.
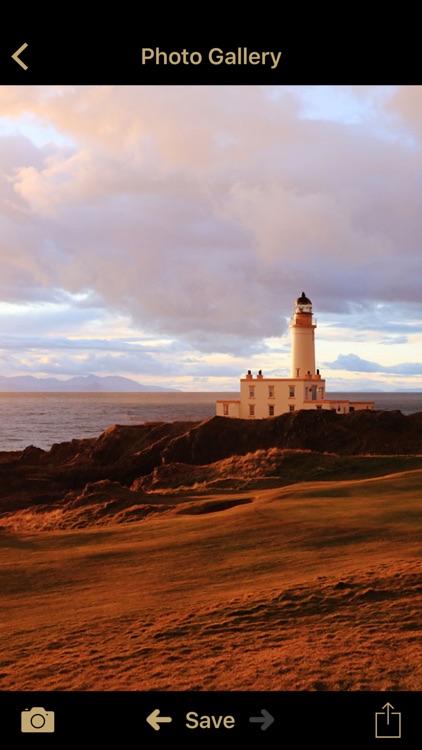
[296,292,312,306]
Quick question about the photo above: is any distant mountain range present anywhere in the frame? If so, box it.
[0,375,178,392]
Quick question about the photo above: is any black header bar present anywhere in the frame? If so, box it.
[0,22,419,84]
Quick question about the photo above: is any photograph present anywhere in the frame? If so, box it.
[0,85,420,702]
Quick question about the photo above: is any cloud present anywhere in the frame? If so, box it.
[326,353,422,375]
[0,85,421,369]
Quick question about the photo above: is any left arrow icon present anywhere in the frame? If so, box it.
[12,43,28,70]
[147,709,173,731]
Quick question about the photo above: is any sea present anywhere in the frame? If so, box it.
[0,391,421,453]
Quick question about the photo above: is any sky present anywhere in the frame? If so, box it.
[0,84,421,392]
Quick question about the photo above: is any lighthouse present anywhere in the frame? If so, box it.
[216,291,375,418]
[290,292,316,378]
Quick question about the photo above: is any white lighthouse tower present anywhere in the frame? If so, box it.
[290,292,316,378]
[216,291,375,418]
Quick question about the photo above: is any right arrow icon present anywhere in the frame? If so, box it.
[249,709,274,731]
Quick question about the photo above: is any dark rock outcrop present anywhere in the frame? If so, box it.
[0,410,421,513]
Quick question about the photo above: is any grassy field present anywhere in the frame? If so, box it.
[0,469,421,691]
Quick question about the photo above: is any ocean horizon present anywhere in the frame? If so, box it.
[0,390,421,453]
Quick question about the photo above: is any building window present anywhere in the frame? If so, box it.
[223,404,229,416]
[349,406,355,412]
[289,386,295,398]
[316,406,322,410]
[249,404,255,417]
[289,405,295,412]
[269,405,274,416]
[268,385,275,398]
[249,386,255,398]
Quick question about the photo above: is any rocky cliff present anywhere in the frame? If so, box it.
[0,410,421,517]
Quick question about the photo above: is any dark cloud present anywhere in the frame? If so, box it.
[326,353,422,375]
[379,335,408,345]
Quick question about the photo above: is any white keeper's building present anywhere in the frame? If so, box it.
[216,292,374,419]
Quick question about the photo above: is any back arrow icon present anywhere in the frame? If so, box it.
[249,709,274,731]
[147,709,173,731]
[12,43,28,70]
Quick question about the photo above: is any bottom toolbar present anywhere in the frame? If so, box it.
[2,691,419,746]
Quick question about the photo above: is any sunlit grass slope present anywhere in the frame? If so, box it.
[0,470,420,690]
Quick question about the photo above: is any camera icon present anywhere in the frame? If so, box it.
[21,707,55,733]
